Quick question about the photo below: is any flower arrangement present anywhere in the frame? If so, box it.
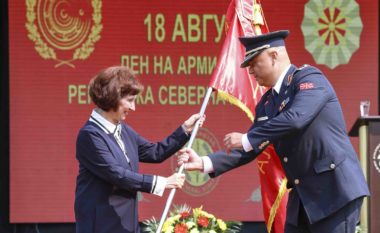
[143,204,242,233]
[355,225,367,233]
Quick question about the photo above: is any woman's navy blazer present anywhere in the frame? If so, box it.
[75,120,190,233]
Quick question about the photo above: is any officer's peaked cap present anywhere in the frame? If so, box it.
[239,30,290,68]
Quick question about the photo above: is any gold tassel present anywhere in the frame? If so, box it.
[267,177,288,233]
[255,25,262,35]
[253,5,264,25]
[217,90,254,122]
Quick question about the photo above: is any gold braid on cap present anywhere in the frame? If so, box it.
[245,44,270,56]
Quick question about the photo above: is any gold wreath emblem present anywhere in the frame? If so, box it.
[171,128,221,197]
[25,0,103,68]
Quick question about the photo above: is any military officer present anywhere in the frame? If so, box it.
[178,30,370,233]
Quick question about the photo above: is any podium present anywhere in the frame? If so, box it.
[349,116,380,233]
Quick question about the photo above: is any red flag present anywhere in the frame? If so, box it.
[209,1,288,232]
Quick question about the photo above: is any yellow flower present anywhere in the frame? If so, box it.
[173,214,182,221]
[162,221,169,232]
[209,231,217,233]
[201,211,215,219]
[165,226,174,233]
[190,228,200,233]
[162,218,175,232]
[193,206,203,219]
[166,217,176,226]
[161,221,169,232]
[161,214,182,232]
[217,219,227,231]
[186,222,196,228]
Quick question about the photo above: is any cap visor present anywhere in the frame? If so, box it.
[240,49,265,68]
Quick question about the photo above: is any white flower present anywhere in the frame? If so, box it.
[190,228,199,233]
[165,225,174,233]
[186,222,196,228]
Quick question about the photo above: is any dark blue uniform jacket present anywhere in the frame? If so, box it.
[208,65,370,226]
[75,121,189,233]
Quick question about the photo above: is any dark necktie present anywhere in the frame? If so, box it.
[273,90,279,105]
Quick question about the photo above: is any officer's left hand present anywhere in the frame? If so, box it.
[223,133,243,155]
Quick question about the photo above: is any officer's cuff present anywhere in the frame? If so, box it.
[201,156,214,174]
[242,134,253,152]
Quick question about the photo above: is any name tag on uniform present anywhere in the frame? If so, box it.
[258,116,268,121]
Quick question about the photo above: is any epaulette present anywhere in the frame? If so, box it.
[287,64,310,86]
[295,64,310,73]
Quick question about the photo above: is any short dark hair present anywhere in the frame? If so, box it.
[89,66,143,111]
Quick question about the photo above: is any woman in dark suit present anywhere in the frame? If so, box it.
[74,66,204,233]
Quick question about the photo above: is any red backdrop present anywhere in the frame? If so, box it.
[9,0,378,223]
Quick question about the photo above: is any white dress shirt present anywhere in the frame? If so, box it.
[89,109,166,196]
[202,64,291,173]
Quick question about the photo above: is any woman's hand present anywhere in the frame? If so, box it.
[165,173,186,189]
[182,114,206,134]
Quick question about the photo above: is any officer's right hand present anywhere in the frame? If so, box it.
[177,148,204,171]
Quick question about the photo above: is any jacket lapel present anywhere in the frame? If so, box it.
[121,126,136,172]
[273,65,297,117]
